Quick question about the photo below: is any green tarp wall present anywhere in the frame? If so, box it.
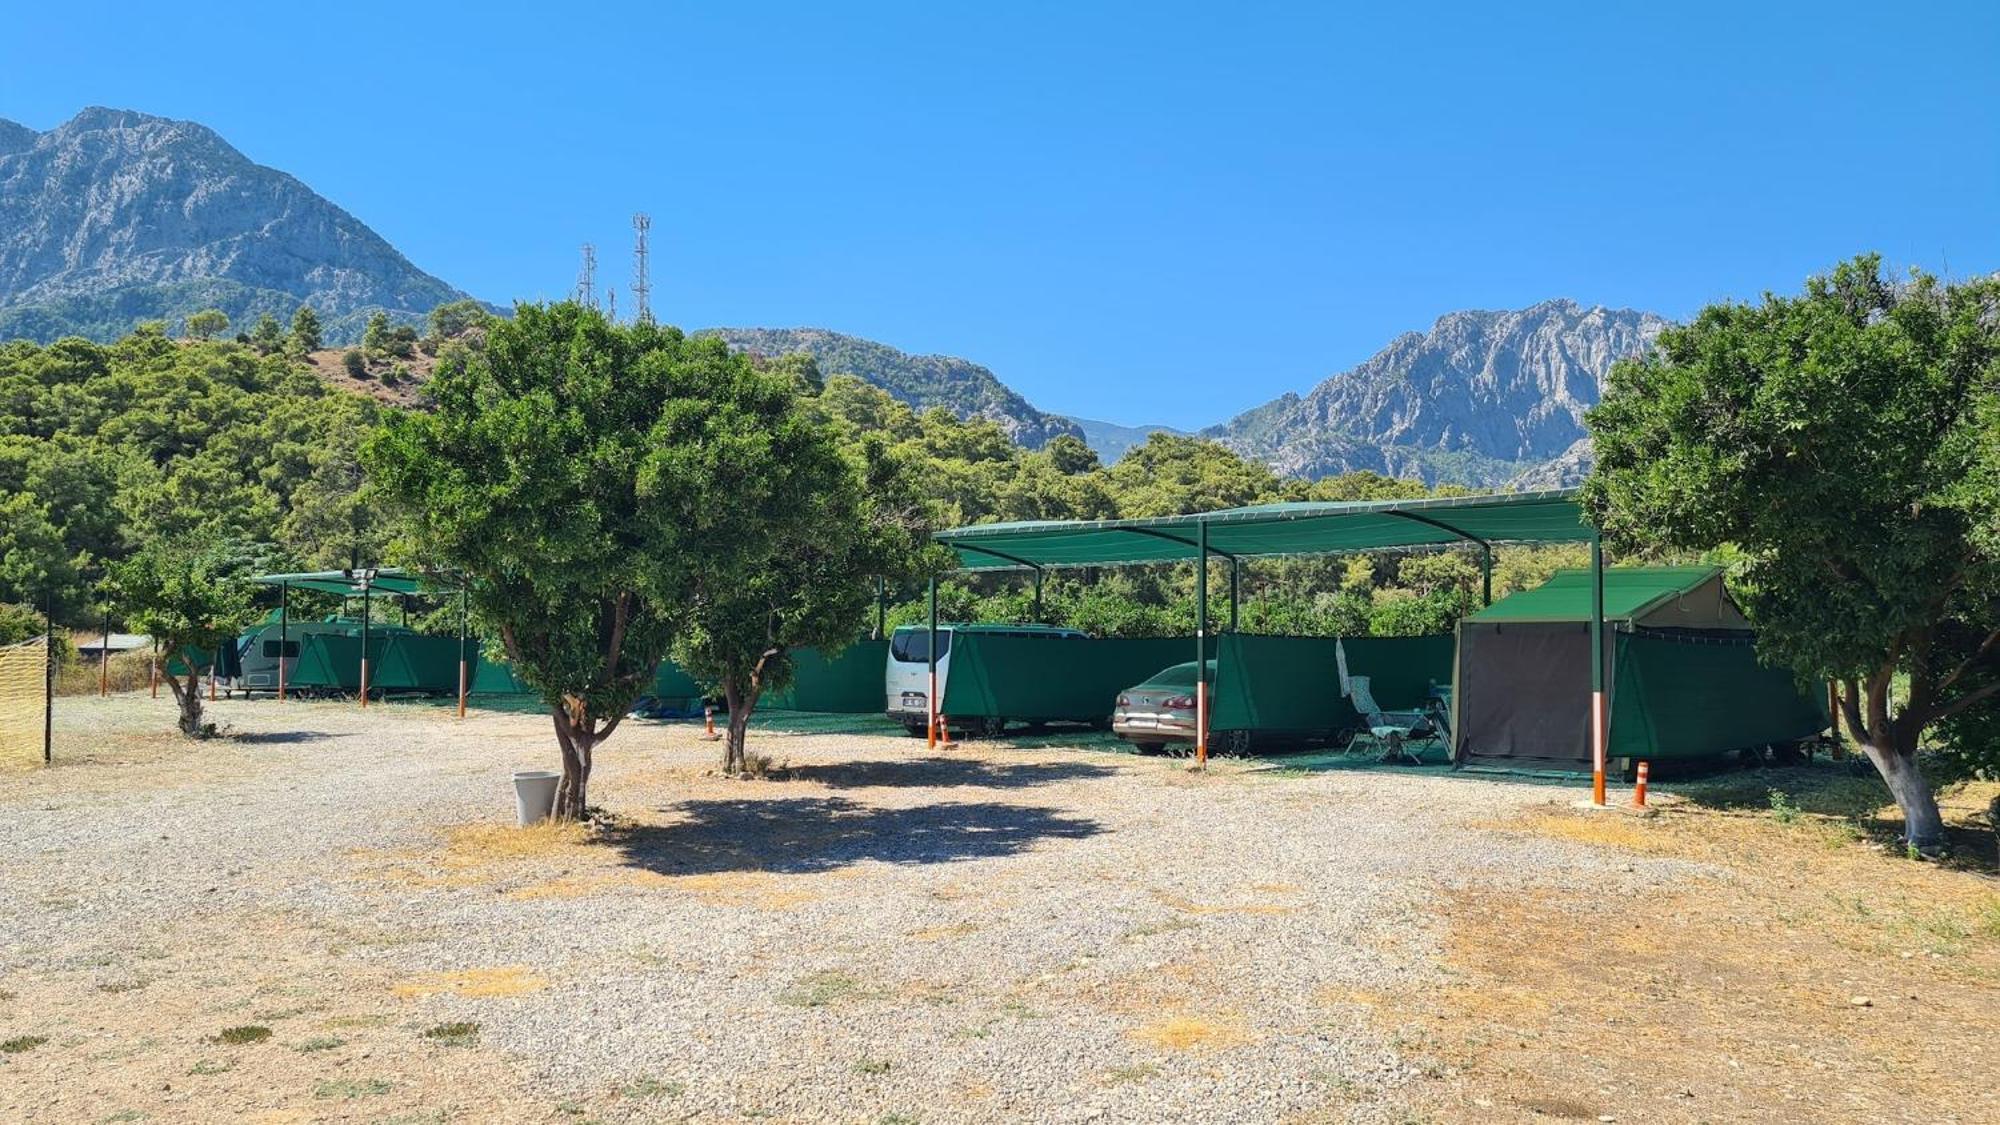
[1609,632,1828,761]
[289,633,388,691]
[763,641,889,713]
[165,643,241,679]
[942,635,1192,723]
[471,652,531,694]
[372,634,463,694]
[1208,634,1452,733]
[650,661,702,704]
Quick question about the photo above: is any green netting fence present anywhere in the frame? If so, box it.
[1608,631,1828,761]
[1208,634,1452,733]
[763,640,889,713]
[942,636,1193,723]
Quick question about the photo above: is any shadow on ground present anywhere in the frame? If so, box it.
[780,756,1117,790]
[609,796,1103,875]
[228,729,342,745]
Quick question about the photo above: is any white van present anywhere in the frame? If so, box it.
[884,623,1090,737]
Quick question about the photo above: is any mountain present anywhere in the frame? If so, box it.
[701,327,1083,449]
[1062,417,1186,464]
[0,107,474,344]
[1204,300,1666,486]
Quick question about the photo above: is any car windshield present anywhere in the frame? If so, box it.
[890,630,951,663]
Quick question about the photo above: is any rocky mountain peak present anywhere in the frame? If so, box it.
[0,106,472,344]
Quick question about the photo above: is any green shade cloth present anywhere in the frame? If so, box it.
[764,641,890,713]
[1208,634,1450,733]
[288,633,387,691]
[371,634,464,694]
[942,635,1193,722]
[1608,632,1829,761]
[936,489,1589,571]
[471,653,532,695]
[650,661,703,703]
[250,568,437,598]
[1466,566,1734,624]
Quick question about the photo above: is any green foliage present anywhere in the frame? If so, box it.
[289,305,322,353]
[424,299,492,346]
[185,308,229,340]
[342,348,368,378]
[250,312,285,354]
[1584,254,2000,846]
[361,311,390,355]
[0,601,46,645]
[366,302,760,812]
[108,536,259,658]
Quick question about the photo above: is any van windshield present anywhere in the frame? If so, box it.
[890,630,951,663]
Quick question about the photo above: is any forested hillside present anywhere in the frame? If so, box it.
[703,327,1083,449]
[0,318,1583,642]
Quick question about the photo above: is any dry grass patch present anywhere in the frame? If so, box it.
[1129,1013,1250,1051]
[391,966,548,1001]
[1383,790,2000,1123]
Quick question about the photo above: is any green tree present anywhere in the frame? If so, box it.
[365,303,755,818]
[107,537,258,737]
[362,311,391,356]
[672,432,938,772]
[185,309,229,341]
[289,305,323,353]
[425,299,493,345]
[250,313,285,354]
[342,349,368,379]
[1583,256,2000,851]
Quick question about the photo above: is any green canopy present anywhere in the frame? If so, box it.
[935,489,1588,571]
[1467,567,1745,627]
[250,568,439,597]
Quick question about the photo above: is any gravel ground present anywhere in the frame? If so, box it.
[0,694,1700,1123]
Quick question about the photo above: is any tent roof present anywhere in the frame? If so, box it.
[935,489,1590,571]
[250,568,437,597]
[1466,566,1740,625]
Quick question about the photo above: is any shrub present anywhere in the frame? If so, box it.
[342,349,370,379]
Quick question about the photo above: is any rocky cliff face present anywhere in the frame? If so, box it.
[1205,300,1665,485]
[0,107,472,343]
[702,327,1084,449]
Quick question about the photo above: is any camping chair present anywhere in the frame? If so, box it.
[1344,674,1444,765]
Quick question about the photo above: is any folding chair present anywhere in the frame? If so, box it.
[1345,674,1443,765]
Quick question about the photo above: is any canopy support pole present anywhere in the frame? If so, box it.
[43,586,55,764]
[1032,569,1044,623]
[1196,520,1209,768]
[873,577,885,641]
[1590,534,1607,805]
[99,605,110,697]
[1481,544,1493,607]
[926,578,939,749]
[278,582,289,701]
[457,587,469,719]
[359,591,371,709]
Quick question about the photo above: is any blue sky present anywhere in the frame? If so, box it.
[5,2,1997,429]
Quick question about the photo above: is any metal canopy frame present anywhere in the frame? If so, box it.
[249,568,472,717]
[926,487,1610,797]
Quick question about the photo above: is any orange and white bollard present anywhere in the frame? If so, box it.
[938,715,956,749]
[700,705,722,741]
[1632,760,1650,808]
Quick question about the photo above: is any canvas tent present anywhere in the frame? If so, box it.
[1453,567,1827,772]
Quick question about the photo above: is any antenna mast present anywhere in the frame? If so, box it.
[575,244,597,308]
[631,213,653,324]
[605,288,617,323]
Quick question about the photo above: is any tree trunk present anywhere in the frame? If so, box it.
[1860,738,1948,853]
[550,706,595,822]
[163,668,206,738]
[721,677,753,775]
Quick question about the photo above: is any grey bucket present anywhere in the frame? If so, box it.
[512,770,560,827]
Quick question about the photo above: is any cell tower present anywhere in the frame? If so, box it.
[576,244,597,308]
[631,213,653,324]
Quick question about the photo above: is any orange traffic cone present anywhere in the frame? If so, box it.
[937,715,957,749]
[700,705,722,741]
[1632,761,1651,808]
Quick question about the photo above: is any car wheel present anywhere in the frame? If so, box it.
[1221,728,1254,756]
[902,723,928,739]
[1134,742,1167,755]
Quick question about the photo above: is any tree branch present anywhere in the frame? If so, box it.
[1929,677,2000,725]
[1935,628,2000,695]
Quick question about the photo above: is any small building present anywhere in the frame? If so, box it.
[73,633,152,660]
[1452,567,1828,773]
